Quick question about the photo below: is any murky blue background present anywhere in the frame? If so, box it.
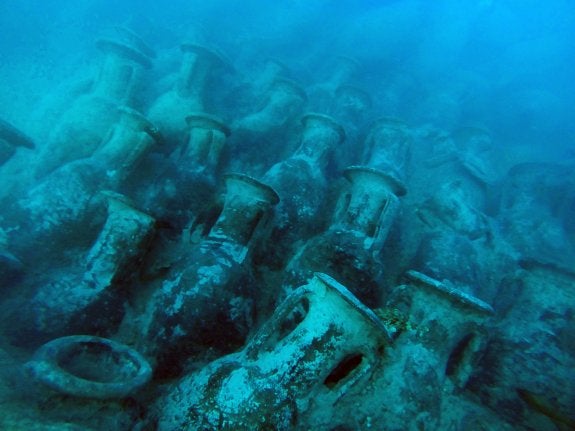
[1,0,574,160]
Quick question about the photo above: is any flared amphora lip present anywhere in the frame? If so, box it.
[223,173,280,206]
[301,113,346,144]
[369,116,410,133]
[180,43,233,71]
[185,112,231,137]
[313,273,392,342]
[331,55,361,76]
[96,38,153,69]
[451,125,493,153]
[335,85,373,109]
[111,25,156,58]
[451,125,491,142]
[117,106,161,141]
[269,78,308,102]
[261,57,290,75]
[0,117,35,149]
[405,270,494,315]
[25,335,152,399]
[343,165,407,197]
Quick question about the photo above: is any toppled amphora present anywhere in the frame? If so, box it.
[155,273,391,431]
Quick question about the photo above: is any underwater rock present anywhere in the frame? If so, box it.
[153,273,390,431]
[140,174,279,377]
[35,33,153,178]
[11,194,155,342]
[147,43,230,147]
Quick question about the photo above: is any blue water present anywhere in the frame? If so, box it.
[0,1,574,430]
[1,0,574,152]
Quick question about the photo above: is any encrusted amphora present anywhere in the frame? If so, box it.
[36,32,153,178]
[11,194,155,342]
[155,273,391,431]
[147,44,229,146]
[285,165,406,306]
[142,173,279,375]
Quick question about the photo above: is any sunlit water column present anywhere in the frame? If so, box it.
[154,273,391,431]
[35,33,153,179]
[139,173,279,377]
